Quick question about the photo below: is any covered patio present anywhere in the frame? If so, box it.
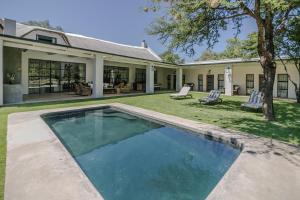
[0,36,180,105]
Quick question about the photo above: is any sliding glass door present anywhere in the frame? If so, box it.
[28,59,86,94]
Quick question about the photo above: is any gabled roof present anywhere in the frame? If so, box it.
[15,23,162,62]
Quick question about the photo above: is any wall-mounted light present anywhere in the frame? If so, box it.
[207,69,211,75]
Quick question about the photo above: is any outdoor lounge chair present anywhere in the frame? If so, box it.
[241,89,263,110]
[199,90,222,104]
[170,86,192,99]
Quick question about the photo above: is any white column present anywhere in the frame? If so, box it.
[129,66,136,88]
[146,63,154,93]
[0,40,3,105]
[176,68,183,91]
[93,54,104,98]
[225,65,233,96]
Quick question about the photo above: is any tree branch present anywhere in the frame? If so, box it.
[280,57,298,90]
[238,1,257,20]
[276,5,295,33]
[211,12,247,20]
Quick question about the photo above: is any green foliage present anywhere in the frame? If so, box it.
[197,49,220,61]
[276,15,300,60]
[23,20,64,31]
[197,32,258,60]
[159,50,184,64]
[242,32,258,58]
[147,0,299,56]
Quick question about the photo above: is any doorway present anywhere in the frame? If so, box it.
[206,75,214,91]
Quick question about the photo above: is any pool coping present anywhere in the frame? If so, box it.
[5,103,300,200]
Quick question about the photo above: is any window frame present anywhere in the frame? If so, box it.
[246,74,255,95]
[259,74,264,92]
[198,74,203,92]
[218,74,225,93]
[36,34,57,44]
[277,74,289,98]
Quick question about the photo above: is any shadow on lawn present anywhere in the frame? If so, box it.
[185,99,245,111]
[185,99,300,144]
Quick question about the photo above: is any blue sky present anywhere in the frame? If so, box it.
[1,0,257,62]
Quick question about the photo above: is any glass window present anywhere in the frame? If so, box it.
[104,66,129,86]
[259,74,264,92]
[167,75,171,90]
[277,74,288,98]
[154,70,158,84]
[36,35,57,44]
[246,74,254,95]
[198,74,203,92]
[135,68,146,83]
[218,74,225,93]
[28,59,86,94]
[206,75,214,92]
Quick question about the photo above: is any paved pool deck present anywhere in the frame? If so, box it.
[5,103,300,200]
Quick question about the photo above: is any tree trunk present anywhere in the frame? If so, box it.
[256,5,276,121]
[262,61,276,120]
[296,90,300,103]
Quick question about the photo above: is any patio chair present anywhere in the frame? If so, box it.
[170,86,192,99]
[115,82,131,93]
[199,90,222,104]
[241,89,263,110]
[74,82,92,96]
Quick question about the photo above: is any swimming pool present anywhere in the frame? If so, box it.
[43,107,240,200]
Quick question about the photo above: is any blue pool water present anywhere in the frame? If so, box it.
[43,107,239,200]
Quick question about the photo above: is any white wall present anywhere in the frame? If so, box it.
[183,65,226,91]
[156,67,176,89]
[22,30,68,45]
[183,61,299,99]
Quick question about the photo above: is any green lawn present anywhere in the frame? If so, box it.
[0,92,299,199]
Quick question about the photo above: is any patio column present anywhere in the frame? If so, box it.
[93,54,104,98]
[0,40,3,105]
[176,67,183,91]
[225,65,233,96]
[146,63,154,93]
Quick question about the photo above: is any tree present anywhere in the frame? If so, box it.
[23,20,63,31]
[147,0,300,121]
[219,38,244,58]
[276,16,300,103]
[160,50,184,64]
[197,32,258,60]
[242,32,258,58]
[197,49,220,60]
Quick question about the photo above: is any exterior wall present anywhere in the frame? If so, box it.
[183,64,228,92]
[231,62,262,95]
[3,46,22,84]
[22,30,68,45]
[21,50,94,94]
[156,67,176,89]
[183,61,299,99]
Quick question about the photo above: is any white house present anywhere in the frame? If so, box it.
[0,18,298,105]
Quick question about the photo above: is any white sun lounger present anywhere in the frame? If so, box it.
[170,86,192,99]
[241,89,263,110]
[199,90,222,104]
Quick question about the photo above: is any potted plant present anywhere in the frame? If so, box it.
[6,73,16,84]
